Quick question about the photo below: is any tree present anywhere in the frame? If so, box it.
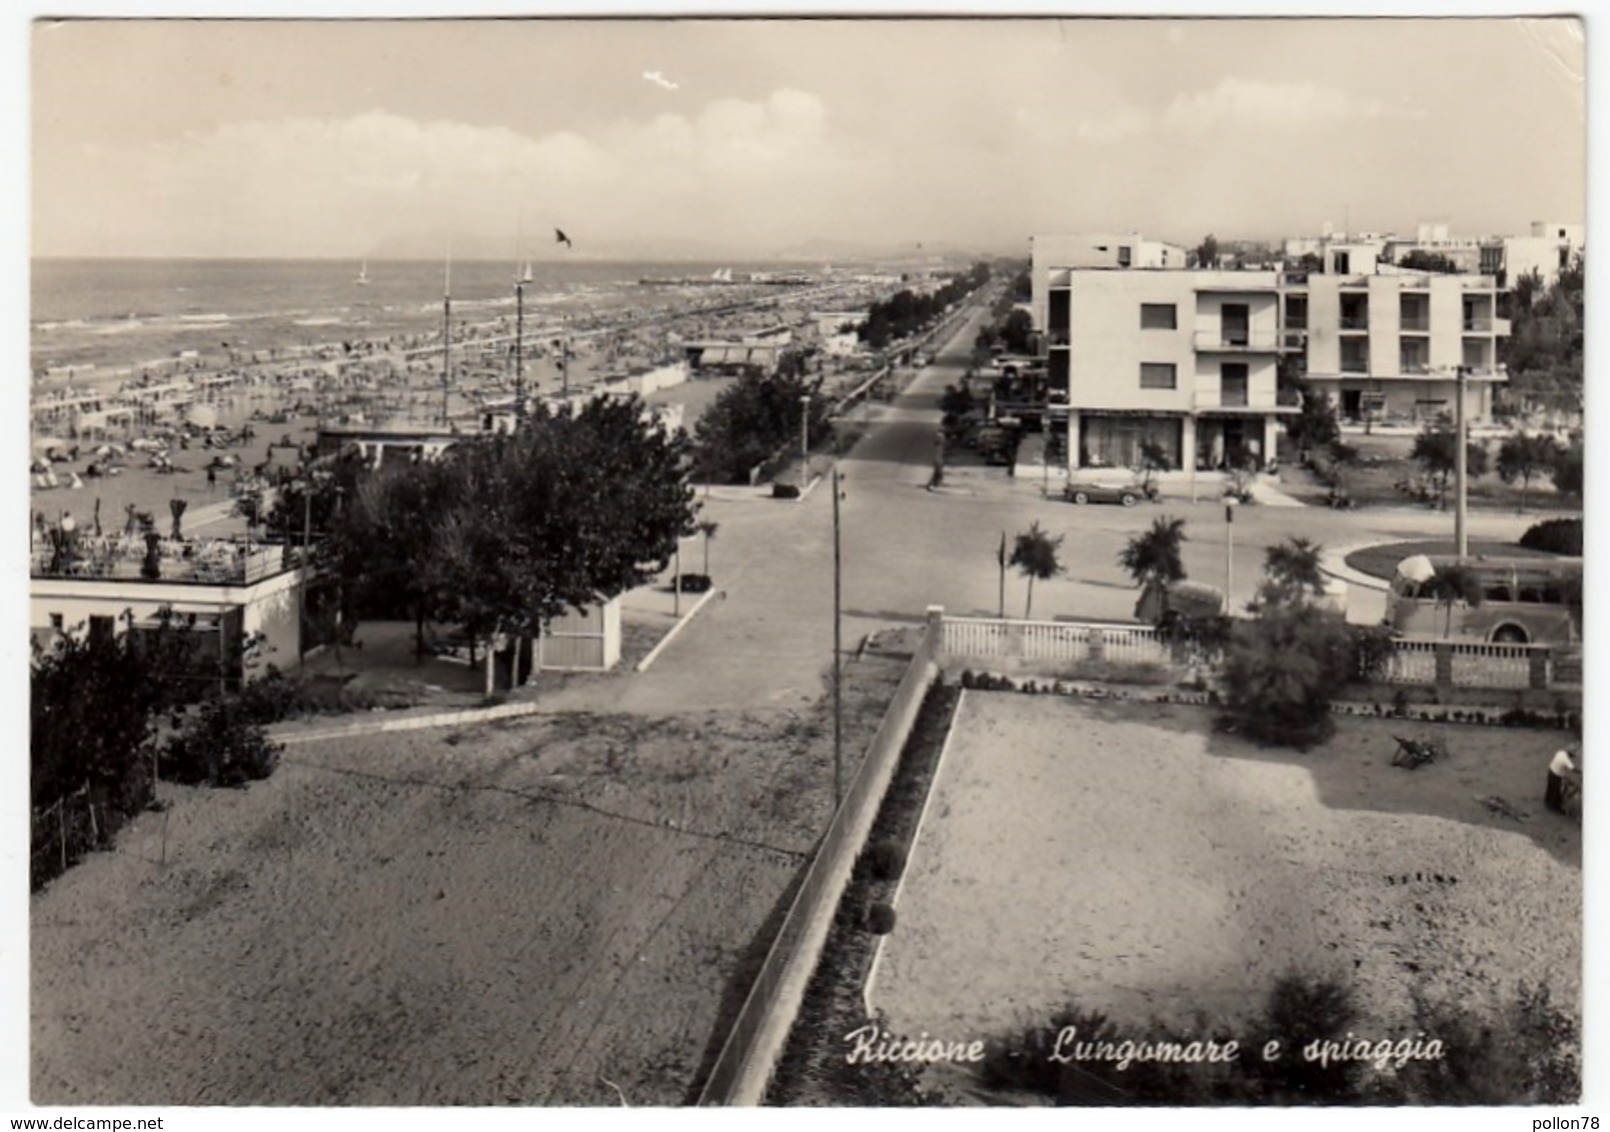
[427,396,699,690]
[1260,537,1327,606]
[1286,387,1340,459]
[1397,250,1462,274]
[1195,234,1220,269]
[1550,441,1583,498]
[323,456,454,658]
[1496,432,1563,511]
[1119,516,1187,590]
[1411,420,1490,510]
[1220,600,1355,748]
[1136,438,1171,492]
[1501,255,1583,421]
[1423,564,1483,638]
[692,371,829,485]
[1009,521,1064,619]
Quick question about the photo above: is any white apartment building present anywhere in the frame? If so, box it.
[1029,233,1188,333]
[1040,268,1297,476]
[1283,266,1509,426]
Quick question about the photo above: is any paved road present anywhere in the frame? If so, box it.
[538,295,1542,716]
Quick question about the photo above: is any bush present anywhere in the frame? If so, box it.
[1518,517,1582,557]
[1347,624,1399,684]
[1219,601,1355,749]
[772,482,801,499]
[865,901,897,935]
[865,839,907,881]
[161,699,281,787]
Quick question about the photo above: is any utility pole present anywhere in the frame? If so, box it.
[297,483,311,660]
[832,463,843,808]
[1454,365,1469,559]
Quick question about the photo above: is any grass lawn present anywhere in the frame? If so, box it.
[1343,539,1561,581]
[1278,432,1577,515]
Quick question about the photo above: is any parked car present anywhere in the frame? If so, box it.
[1064,481,1146,507]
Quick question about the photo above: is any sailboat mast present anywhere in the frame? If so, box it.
[441,249,452,426]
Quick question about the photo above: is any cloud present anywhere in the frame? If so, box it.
[39,89,876,256]
[642,70,679,91]
[1069,77,1423,145]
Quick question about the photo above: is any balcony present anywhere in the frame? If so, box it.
[1399,315,1430,332]
[1192,388,1301,413]
[1192,330,1280,352]
[1463,316,1494,332]
[1338,315,1370,332]
[1280,329,1308,351]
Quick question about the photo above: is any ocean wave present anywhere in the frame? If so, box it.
[293,317,343,327]
[175,313,233,323]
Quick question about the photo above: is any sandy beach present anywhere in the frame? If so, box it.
[870,692,1580,1042]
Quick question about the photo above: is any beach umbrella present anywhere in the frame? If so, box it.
[31,437,69,458]
[187,404,219,429]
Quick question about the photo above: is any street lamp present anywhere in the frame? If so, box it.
[799,394,812,485]
[1224,496,1238,613]
[1454,364,1469,559]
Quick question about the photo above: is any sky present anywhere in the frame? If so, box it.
[29,17,1585,259]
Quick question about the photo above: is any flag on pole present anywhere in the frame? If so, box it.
[555,228,572,248]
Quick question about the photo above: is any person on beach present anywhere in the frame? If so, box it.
[207,465,217,493]
[1546,744,1581,813]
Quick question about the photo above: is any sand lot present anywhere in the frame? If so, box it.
[32,654,906,1105]
[870,692,1581,1042]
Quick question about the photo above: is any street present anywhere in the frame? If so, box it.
[550,296,1539,715]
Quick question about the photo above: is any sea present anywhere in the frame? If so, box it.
[30,258,793,379]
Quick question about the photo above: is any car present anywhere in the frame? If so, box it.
[1064,481,1143,507]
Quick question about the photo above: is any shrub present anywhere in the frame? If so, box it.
[865,839,907,881]
[676,572,713,593]
[1347,624,1399,683]
[161,699,281,788]
[1518,517,1582,557]
[865,901,897,935]
[1219,601,1355,749]
[772,482,801,499]
[1244,970,1361,1100]
[1397,982,1579,1104]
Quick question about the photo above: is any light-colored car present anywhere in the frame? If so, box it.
[1064,481,1143,507]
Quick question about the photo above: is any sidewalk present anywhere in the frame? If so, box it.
[1319,541,1392,592]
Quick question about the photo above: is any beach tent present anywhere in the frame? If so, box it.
[187,405,220,429]
[31,437,71,460]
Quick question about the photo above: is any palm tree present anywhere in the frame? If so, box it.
[1009,520,1064,619]
[1119,516,1188,589]
[1261,536,1327,605]
[1119,515,1189,622]
[697,518,719,577]
[1423,564,1484,638]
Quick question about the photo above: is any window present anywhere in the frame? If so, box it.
[1140,363,1177,390]
[1560,246,1571,270]
[1333,251,1351,275]
[1139,303,1177,330]
[1117,246,1133,267]
[49,613,63,631]
[1220,364,1249,406]
[1079,416,1182,470]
